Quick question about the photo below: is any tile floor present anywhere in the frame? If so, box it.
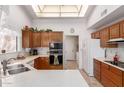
[64,60,103,87]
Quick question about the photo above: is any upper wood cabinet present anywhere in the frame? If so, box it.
[41,32,50,47]
[109,23,120,39]
[49,32,63,42]
[91,31,100,39]
[22,31,63,48]
[22,30,33,48]
[120,21,124,38]
[32,32,41,48]
[100,28,117,48]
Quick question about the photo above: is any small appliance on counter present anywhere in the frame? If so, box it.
[49,42,63,65]
[29,48,38,56]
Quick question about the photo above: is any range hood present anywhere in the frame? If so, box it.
[107,38,124,43]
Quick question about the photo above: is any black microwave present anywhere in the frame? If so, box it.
[49,42,63,49]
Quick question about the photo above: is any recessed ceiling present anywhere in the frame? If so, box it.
[31,5,88,17]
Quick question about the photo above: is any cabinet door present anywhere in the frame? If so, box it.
[109,23,120,39]
[34,57,49,70]
[109,66,123,87]
[93,59,101,81]
[120,21,124,38]
[32,32,41,47]
[101,63,116,87]
[100,28,117,48]
[91,31,100,39]
[22,30,33,48]
[40,57,49,69]
[41,32,50,47]
[49,32,63,42]
[34,57,41,69]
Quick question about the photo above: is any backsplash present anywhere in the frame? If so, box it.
[0,47,49,62]
[23,47,49,55]
[106,43,124,62]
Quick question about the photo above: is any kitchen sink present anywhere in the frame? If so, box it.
[8,67,30,75]
[7,64,25,70]
[105,60,124,68]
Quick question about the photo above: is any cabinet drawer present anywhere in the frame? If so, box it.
[110,66,122,76]
[101,63,110,70]
[50,65,63,70]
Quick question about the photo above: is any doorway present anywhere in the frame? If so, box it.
[64,36,79,69]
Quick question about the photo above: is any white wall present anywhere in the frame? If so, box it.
[88,5,121,28]
[32,18,87,68]
[0,5,32,62]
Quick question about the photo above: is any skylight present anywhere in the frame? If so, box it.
[32,5,88,17]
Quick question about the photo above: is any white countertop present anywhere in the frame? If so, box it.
[94,57,124,71]
[2,70,89,87]
[0,54,49,78]
[1,54,88,87]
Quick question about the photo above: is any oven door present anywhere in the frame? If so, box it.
[49,55,63,65]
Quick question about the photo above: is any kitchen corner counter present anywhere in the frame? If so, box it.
[94,57,124,71]
[0,54,49,78]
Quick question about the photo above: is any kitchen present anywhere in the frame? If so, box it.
[1,4,124,88]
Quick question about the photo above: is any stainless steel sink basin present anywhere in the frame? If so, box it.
[8,67,30,75]
[7,64,25,70]
[104,60,124,68]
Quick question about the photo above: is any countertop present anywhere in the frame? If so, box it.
[1,55,89,87]
[0,54,49,78]
[2,70,89,87]
[94,57,124,71]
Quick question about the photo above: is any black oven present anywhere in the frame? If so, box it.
[49,42,63,50]
[49,42,63,65]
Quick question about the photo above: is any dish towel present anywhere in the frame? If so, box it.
[54,54,59,65]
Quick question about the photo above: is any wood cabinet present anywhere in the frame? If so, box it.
[34,57,63,70]
[91,31,100,39]
[22,30,33,48]
[49,32,63,42]
[100,28,117,48]
[109,23,120,39]
[22,31,63,48]
[94,59,124,87]
[32,32,41,48]
[41,32,50,47]
[34,57,49,70]
[120,21,124,38]
[34,57,41,69]
[101,62,123,87]
[93,59,101,82]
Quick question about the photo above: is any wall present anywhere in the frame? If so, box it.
[88,5,121,28]
[32,18,87,68]
[0,5,32,62]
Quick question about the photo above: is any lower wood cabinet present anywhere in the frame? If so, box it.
[94,58,124,87]
[34,57,63,70]
[34,57,49,70]
[94,59,101,82]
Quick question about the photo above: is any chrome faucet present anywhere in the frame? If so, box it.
[1,58,16,75]
[1,60,8,75]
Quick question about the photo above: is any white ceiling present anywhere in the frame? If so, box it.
[22,5,95,19]
[31,5,88,17]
